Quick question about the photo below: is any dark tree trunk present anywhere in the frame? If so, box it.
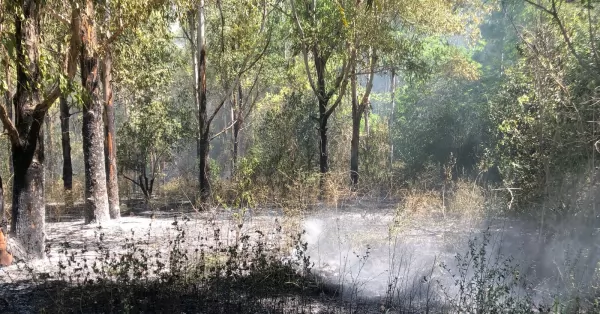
[389,69,396,166]
[318,97,329,191]
[81,0,110,224]
[349,49,376,188]
[59,95,74,209]
[10,0,46,258]
[12,141,45,258]
[232,84,242,173]
[196,1,210,201]
[197,132,210,201]
[350,62,359,187]
[102,46,120,219]
[315,50,331,193]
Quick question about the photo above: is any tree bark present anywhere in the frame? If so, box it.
[232,84,242,173]
[389,69,396,166]
[0,0,80,259]
[2,42,12,175]
[80,0,110,224]
[44,113,52,183]
[102,38,120,219]
[349,49,376,188]
[59,95,74,209]
[10,0,46,258]
[0,175,4,225]
[350,61,360,187]
[196,0,210,201]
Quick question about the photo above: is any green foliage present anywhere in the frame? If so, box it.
[115,12,192,178]
[248,91,319,186]
[439,231,535,313]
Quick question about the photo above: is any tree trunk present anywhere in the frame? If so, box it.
[318,96,330,192]
[60,95,74,209]
[0,175,4,225]
[81,0,110,224]
[12,142,45,258]
[389,69,396,166]
[2,44,12,176]
[102,41,120,219]
[198,133,210,201]
[232,84,242,174]
[350,63,360,187]
[364,105,369,137]
[44,114,53,183]
[196,0,210,201]
[9,0,46,259]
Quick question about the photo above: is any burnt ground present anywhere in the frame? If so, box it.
[1,199,600,313]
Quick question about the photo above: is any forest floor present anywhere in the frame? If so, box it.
[0,198,597,313]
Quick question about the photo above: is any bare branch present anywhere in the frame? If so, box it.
[210,119,237,141]
[523,0,554,15]
[122,174,143,188]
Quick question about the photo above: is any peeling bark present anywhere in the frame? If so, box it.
[102,0,120,219]
[102,45,120,219]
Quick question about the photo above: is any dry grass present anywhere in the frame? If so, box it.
[447,180,485,223]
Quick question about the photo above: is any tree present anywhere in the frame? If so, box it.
[59,94,74,209]
[114,12,188,204]
[102,0,120,219]
[0,0,80,257]
[182,0,271,202]
[80,0,110,224]
[289,0,352,193]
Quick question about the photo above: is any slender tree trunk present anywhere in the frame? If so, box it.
[0,175,4,225]
[44,114,52,184]
[232,84,242,173]
[318,97,329,192]
[364,105,369,137]
[389,69,396,166]
[3,29,13,176]
[102,37,120,219]
[81,0,110,224]
[350,62,360,187]
[60,95,74,209]
[10,0,46,258]
[196,0,210,201]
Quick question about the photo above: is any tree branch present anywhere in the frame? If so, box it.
[290,0,320,99]
[0,103,18,145]
[209,119,237,141]
[523,0,554,15]
[359,48,378,112]
[122,174,143,188]
[324,61,351,119]
[33,5,81,114]
[524,0,587,70]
